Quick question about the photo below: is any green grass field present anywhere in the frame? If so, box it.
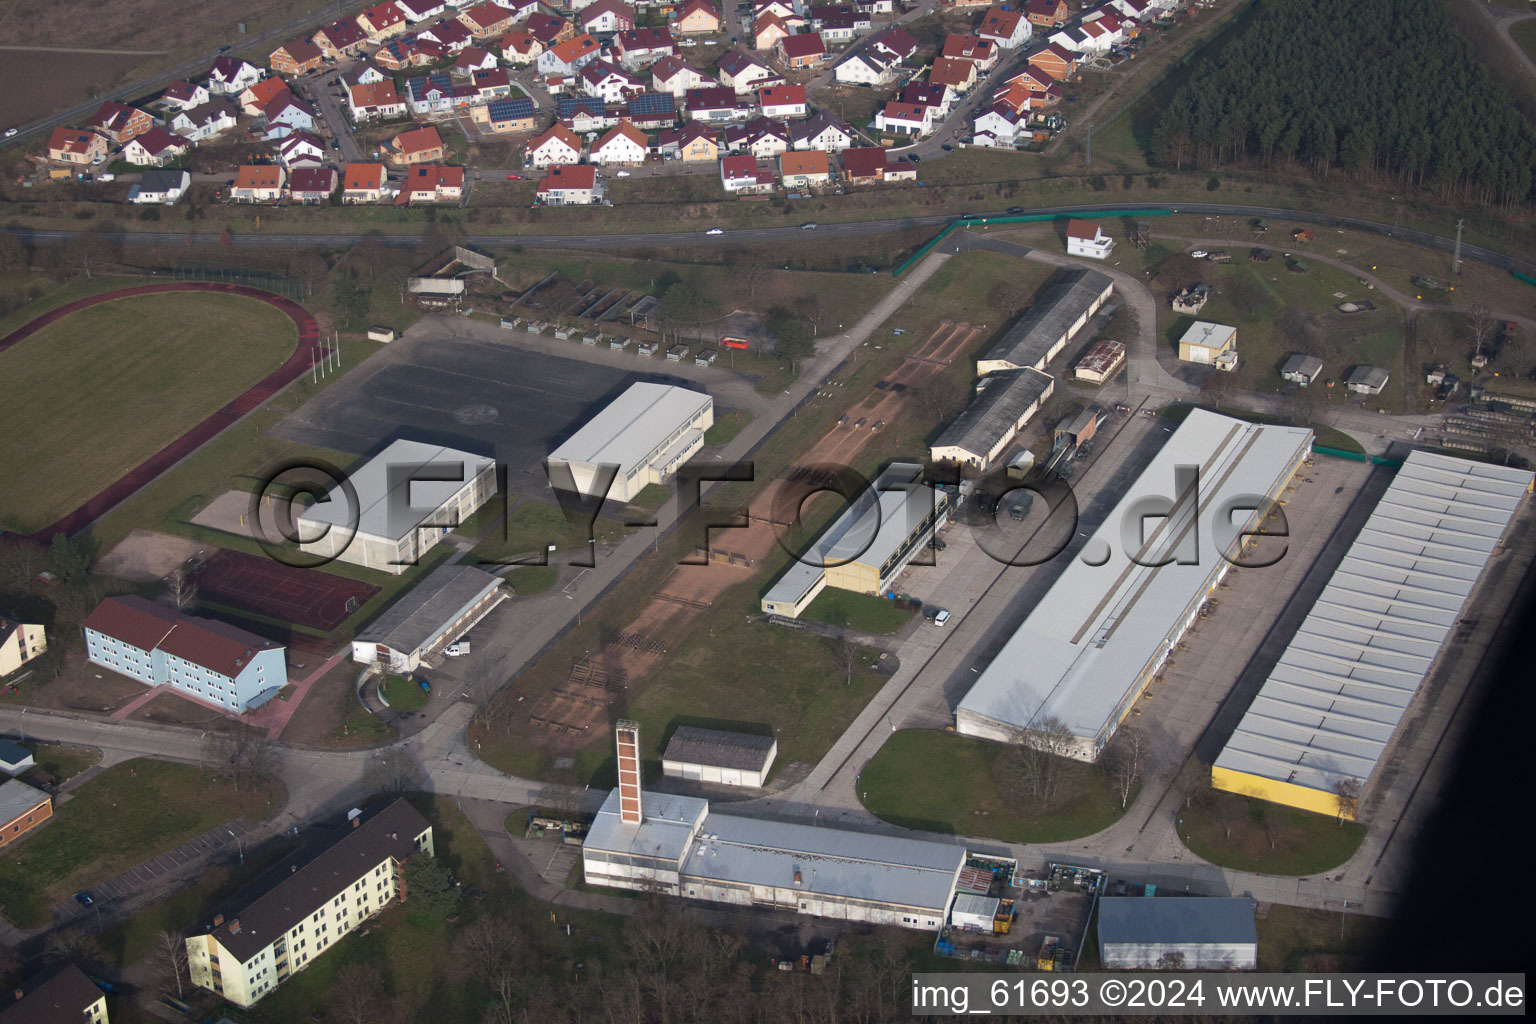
[1180,786,1366,876]
[0,291,298,532]
[703,408,754,446]
[860,730,1135,844]
[799,588,912,635]
[0,759,278,928]
[380,674,428,712]
[504,564,558,596]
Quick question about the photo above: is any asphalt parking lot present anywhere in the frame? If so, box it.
[271,329,695,498]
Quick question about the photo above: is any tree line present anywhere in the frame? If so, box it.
[1150,0,1536,210]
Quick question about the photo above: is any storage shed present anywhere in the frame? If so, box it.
[1098,897,1257,970]
[951,893,1001,932]
[662,726,777,787]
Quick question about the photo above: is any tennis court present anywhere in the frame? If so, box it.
[194,548,379,632]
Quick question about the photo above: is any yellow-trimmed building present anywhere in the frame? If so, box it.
[1212,451,1533,819]
[186,800,433,1008]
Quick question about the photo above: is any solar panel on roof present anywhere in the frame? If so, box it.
[558,95,606,117]
[627,92,675,115]
[487,98,534,121]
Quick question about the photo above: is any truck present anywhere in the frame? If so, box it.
[444,640,470,657]
[1036,937,1059,971]
[992,898,1016,935]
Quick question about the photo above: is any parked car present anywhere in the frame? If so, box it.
[3,128,17,138]
[1190,249,1208,259]
[908,153,921,162]
[505,173,522,179]
[941,144,954,151]
[75,891,94,907]
[932,609,950,627]
[800,221,817,230]
[615,170,631,177]
[706,227,724,235]
[1006,206,1024,214]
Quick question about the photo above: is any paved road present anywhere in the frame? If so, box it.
[9,200,1536,276]
[1474,1,1536,84]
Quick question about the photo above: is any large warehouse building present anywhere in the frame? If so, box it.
[975,268,1114,376]
[583,722,967,929]
[1212,450,1533,817]
[297,438,497,575]
[956,410,1314,760]
[548,382,714,503]
[760,462,950,618]
[1098,898,1258,970]
[351,564,506,673]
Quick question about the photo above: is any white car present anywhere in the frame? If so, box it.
[3,128,17,138]
[1190,249,1208,259]
[615,170,631,177]
[932,609,950,627]
[706,227,724,235]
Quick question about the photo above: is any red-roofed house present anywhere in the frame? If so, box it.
[1065,218,1114,259]
[349,80,408,121]
[581,0,635,35]
[758,84,807,119]
[458,0,517,37]
[615,27,676,69]
[46,127,107,165]
[241,77,290,116]
[779,149,829,187]
[1027,42,1077,81]
[928,56,977,93]
[398,0,446,21]
[231,164,287,202]
[90,101,152,144]
[270,37,323,75]
[591,121,649,165]
[452,46,500,75]
[777,33,826,68]
[419,18,475,50]
[387,124,446,164]
[754,12,792,51]
[537,33,601,75]
[161,79,210,111]
[1026,0,1069,27]
[942,34,999,71]
[874,100,932,137]
[978,7,1032,48]
[358,1,410,39]
[524,11,576,47]
[122,127,190,166]
[527,123,583,166]
[343,162,391,202]
[277,130,327,167]
[500,30,543,64]
[262,91,316,138]
[398,164,465,203]
[651,55,710,96]
[536,163,604,205]
[840,145,914,184]
[82,594,287,713]
[289,165,340,202]
[674,0,721,34]
[720,153,773,194]
[312,18,369,57]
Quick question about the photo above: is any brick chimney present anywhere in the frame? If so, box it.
[615,719,642,825]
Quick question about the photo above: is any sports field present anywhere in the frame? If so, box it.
[0,292,298,532]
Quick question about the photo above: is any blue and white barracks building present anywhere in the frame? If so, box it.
[82,595,288,713]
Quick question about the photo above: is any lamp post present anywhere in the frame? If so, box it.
[228,829,244,865]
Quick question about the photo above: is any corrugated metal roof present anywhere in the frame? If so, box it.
[1098,897,1256,946]
[663,726,776,771]
[933,367,1053,460]
[355,564,503,654]
[297,438,494,543]
[984,268,1113,371]
[585,789,710,864]
[684,810,964,912]
[549,382,712,480]
[957,410,1313,749]
[1213,450,1533,796]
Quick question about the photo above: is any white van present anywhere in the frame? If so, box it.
[933,609,950,627]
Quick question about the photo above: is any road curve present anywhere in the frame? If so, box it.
[10,201,1535,277]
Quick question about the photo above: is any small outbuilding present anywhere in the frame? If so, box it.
[1098,897,1257,970]
[950,892,1001,932]
[1345,364,1390,396]
[367,326,397,342]
[661,726,777,787]
[1280,353,1323,386]
[1177,321,1236,366]
[352,564,506,672]
[0,739,33,777]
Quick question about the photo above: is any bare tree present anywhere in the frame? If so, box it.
[1331,777,1361,824]
[1466,303,1496,359]
[62,227,114,280]
[200,730,277,793]
[1210,792,1238,841]
[365,745,424,796]
[44,929,104,969]
[456,915,524,982]
[149,929,189,998]
[331,963,384,1024]
[0,539,45,589]
[837,636,862,686]
[913,374,969,425]
[1104,727,1144,809]
[1174,758,1213,811]
[1004,715,1079,802]
[1251,799,1282,850]
[165,563,197,611]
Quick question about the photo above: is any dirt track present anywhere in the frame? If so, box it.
[524,320,982,747]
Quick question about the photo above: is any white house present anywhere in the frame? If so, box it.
[652,55,710,96]
[1065,218,1114,259]
[742,118,789,158]
[831,49,892,87]
[536,163,605,205]
[582,60,645,103]
[874,100,932,137]
[791,111,853,151]
[720,154,773,193]
[758,84,807,119]
[171,100,237,141]
[978,7,1033,49]
[590,121,648,164]
[972,104,1021,146]
[718,50,778,93]
[527,123,583,166]
[128,168,192,205]
[122,128,189,167]
[161,79,210,111]
[205,57,264,95]
[277,131,328,168]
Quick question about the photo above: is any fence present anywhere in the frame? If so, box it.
[167,263,304,300]
[892,209,1174,278]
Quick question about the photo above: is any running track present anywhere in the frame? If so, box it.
[0,282,319,542]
